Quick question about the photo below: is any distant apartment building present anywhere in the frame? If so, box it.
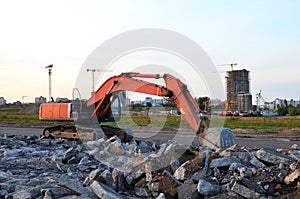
[35,96,47,104]
[0,97,6,106]
[131,97,167,106]
[226,69,253,111]
[131,100,143,105]
[287,99,300,107]
[152,98,167,106]
[264,98,300,110]
[145,97,153,105]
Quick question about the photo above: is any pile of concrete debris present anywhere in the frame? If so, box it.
[1,132,300,199]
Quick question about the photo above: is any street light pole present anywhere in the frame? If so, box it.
[86,68,112,96]
[87,68,112,96]
[86,69,96,96]
[45,64,53,101]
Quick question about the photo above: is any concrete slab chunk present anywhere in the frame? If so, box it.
[12,190,32,199]
[173,155,205,180]
[197,179,221,196]
[250,156,266,168]
[112,168,125,191]
[239,178,265,194]
[231,182,260,199]
[150,170,181,198]
[134,187,150,197]
[255,149,288,165]
[284,169,300,184]
[177,179,199,199]
[58,176,94,198]
[90,181,124,199]
[210,157,240,168]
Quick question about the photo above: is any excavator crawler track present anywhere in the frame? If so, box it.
[42,125,132,142]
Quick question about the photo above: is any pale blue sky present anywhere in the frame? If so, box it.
[0,0,299,102]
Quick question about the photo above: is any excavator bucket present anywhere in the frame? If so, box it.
[199,128,236,151]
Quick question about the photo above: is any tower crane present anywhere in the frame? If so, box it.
[256,90,266,112]
[217,63,238,71]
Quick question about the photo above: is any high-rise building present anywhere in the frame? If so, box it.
[226,69,252,111]
[237,93,252,111]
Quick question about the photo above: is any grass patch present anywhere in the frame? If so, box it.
[0,107,21,114]
[103,116,300,130]
[0,113,40,122]
[0,112,74,127]
[223,117,300,130]
[0,110,299,131]
[103,115,186,127]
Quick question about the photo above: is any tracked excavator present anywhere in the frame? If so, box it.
[39,72,235,149]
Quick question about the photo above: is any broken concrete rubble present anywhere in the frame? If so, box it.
[173,154,205,180]
[284,169,300,184]
[289,159,300,170]
[250,156,267,168]
[231,182,261,198]
[209,156,240,168]
[176,179,199,199]
[151,170,182,198]
[90,181,123,199]
[1,132,300,199]
[255,148,288,165]
[197,179,222,196]
[135,186,151,197]
[238,178,265,194]
[112,168,125,191]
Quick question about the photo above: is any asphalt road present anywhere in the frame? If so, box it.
[0,126,43,136]
[1,126,300,150]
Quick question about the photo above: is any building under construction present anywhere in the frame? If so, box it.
[226,69,252,111]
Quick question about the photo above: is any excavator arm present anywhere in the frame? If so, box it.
[86,72,208,134]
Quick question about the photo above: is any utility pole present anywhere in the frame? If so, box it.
[86,68,112,96]
[45,64,53,101]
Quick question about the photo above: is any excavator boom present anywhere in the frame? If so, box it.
[87,72,208,134]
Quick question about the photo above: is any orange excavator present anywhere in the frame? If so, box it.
[39,72,209,141]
